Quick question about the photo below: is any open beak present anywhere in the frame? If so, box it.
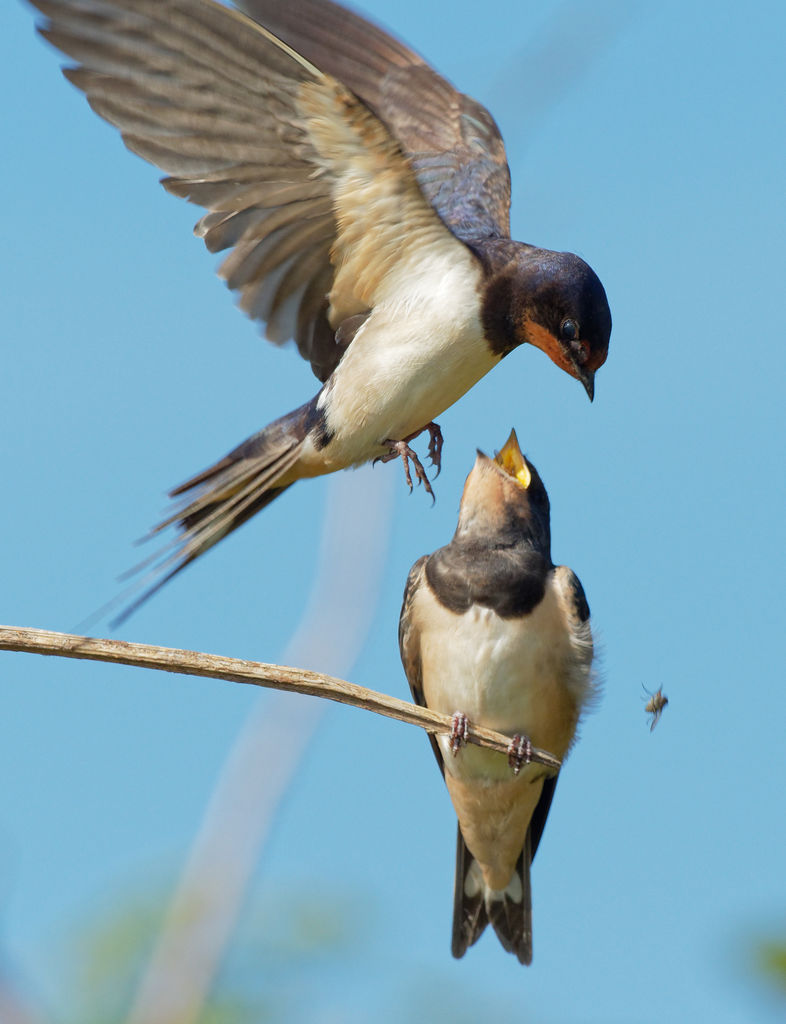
[494,429,532,489]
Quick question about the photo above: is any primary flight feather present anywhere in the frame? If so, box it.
[29,0,612,614]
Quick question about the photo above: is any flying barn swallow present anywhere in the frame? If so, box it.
[30,0,611,612]
[399,431,597,963]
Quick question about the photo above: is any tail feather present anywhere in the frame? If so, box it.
[451,828,533,965]
[168,405,311,498]
[451,828,487,959]
[107,401,312,625]
[486,832,533,965]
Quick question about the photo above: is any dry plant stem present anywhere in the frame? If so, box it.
[0,626,562,771]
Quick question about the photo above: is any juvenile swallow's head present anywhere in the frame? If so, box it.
[480,244,611,401]
[456,428,551,555]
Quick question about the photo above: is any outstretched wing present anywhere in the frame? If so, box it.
[30,0,476,381]
[239,0,512,243]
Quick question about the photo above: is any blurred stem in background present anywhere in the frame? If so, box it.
[124,463,395,1024]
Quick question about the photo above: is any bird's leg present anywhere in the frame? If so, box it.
[507,734,533,776]
[449,711,470,754]
[374,439,435,500]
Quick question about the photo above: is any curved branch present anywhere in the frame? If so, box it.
[0,626,562,771]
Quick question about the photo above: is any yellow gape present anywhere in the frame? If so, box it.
[495,430,532,489]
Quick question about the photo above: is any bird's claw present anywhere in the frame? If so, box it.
[507,734,533,775]
[376,438,435,500]
[449,711,470,755]
[426,422,443,477]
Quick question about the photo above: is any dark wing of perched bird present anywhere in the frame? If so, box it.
[31,0,512,382]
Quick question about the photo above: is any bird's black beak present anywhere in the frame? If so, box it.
[576,366,595,402]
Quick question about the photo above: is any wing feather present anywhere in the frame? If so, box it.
[238,0,512,241]
[399,557,446,772]
[31,0,476,381]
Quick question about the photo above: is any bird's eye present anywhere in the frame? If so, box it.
[560,318,579,342]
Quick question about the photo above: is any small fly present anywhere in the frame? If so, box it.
[643,686,669,731]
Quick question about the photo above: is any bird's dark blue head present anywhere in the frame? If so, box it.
[479,241,612,400]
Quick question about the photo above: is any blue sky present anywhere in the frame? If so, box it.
[2,0,784,1020]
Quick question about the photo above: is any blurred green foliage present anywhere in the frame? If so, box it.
[756,939,786,996]
[56,881,358,1024]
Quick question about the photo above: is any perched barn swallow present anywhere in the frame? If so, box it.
[399,430,597,963]
[30,0,611,610]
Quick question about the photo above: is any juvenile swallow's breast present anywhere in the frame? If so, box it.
[413,575,589,891]
[418,579,584,781]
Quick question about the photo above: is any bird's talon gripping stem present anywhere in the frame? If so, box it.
[507,734,533,775]
[377,439,435,500]
[450,712,470,754]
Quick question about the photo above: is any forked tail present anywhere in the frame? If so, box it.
[451,829,533,965]
[110,402,312,624]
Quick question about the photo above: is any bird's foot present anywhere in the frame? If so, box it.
[449,711,470,755]
[375,439,435,501]
[402,422,443,474]
[425,422,443,476]
[507,734,533,776]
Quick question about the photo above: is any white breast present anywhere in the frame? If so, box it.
[415,579,593,781]
[311,243,500,470]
